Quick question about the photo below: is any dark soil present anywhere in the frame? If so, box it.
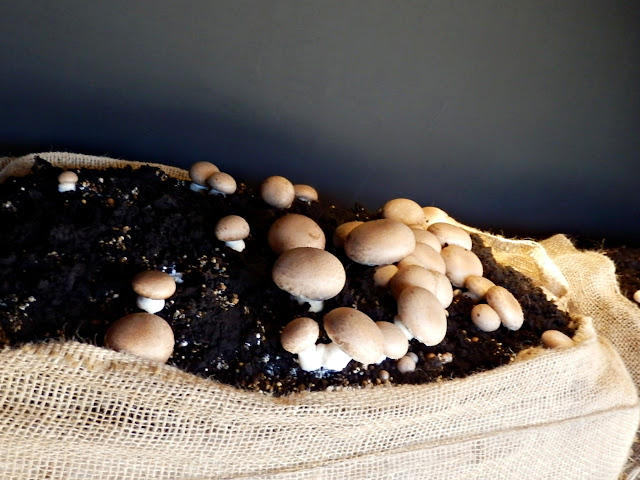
[0,158,576,395]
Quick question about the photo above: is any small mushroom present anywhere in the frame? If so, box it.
[281,317,322,371]
[395,286,448,346]
[104,312,175,363]
[463,275,496,302]
[332,221,364,249]
[321,307,385,371]
[132,270,177,314]
[58,171,78,192]
[485,285,524,331]
[427,222,472,250]
[411,228,442,252]
[407,242,446,274]
[382,198,425,226]
[634,290,640,304]
[293,184,318,202]
[344,219,416,266]
[268,214,326,254]
[261,176,295,208]
[373,264,399,288]
[207,171,237,196]
[440,245,483,288]
[396,354,417,373]
[189,161,219,191]
[470,304,502,332]
[272,247,346,312]
[215,215,250,252]
[389,265,453,308]
[541,330,574,349]
[375,321,409,361]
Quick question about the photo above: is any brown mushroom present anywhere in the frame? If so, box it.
[395,286,448,346]
[485,285,524,331]
[261,176,295,208]
[281,317,321,371]
[268,214,326,254]
[58,171,79,192]
[344,219,416,266]
[382,198,426,226]
[132,270,177,313]
[293,184,318,202]
[207,171,237,196]
[440,245,483,288]
[375,321,409,360]
[189,161,219,191]
[215,215,250,252]
[104,312,175,363]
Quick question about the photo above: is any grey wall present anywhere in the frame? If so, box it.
[1,1,638,242]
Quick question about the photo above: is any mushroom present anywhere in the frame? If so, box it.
[470,304,502,332]
[373,264,399,288]
[272,247,346,312]
[189,161,219,191]
[344,219,416,266]
[407,242,446,274]
[375,321,409,361]
[321,307,385,371]
[395,286,448,346]
[634,290,640,304]
[411,228,442,252]
[104,312,175,363]
[440,245,483,287]
[485,285,524,331]
[215,215,250,252]
[293,184,318,202]
[463,275,496,302]
[388,265,453,308]
[280,317,322,371]
[131,270,177,314]
[396,354,417,373]
[541,330,574,349]
[422,206,451,226]
[427,222,473,250]
[332,221,364,249]
[57,171,78,192]
[382,198,425,226]
[207,171,237,196]
[267,214,326,255]
[261,176,295,208]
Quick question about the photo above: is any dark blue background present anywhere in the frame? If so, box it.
[1,2,638,242]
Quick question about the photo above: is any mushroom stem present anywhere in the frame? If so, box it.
[208,188,226,196]
[296,344,322,371]
[136,296,165,314]
[189,182,208,192]
[225,239,246,252]
[320,342,352,371]
[58,182,77,192]
[393,316,414,341]
[294,296,324,313]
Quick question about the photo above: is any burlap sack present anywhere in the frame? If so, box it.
[0,153,638,480]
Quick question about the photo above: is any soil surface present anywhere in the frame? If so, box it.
[0,158,577,395]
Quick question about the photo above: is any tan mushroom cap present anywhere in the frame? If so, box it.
[58,171,78,184]
[261,176,296,208]
[132,271,177,300]
[332,221,364,248]
[281,317,320,354]
[409,242,446,274]
[268,214,326,254]
[485,285,524,331]
[427,222,472,250]
[440,245,483,288]
[207,171,237,195]
[422,206,450,226]
[189,161,219,185]
[272,247,346,301]
[344,219,416,266]
[293,184,318,202]
[375,321,409,360]
[382,198,426,226]
[389,264,453,308]
[464,275,495,302]
[470,304,502,332]
[397,286,448,346]
[323,307,384,365]
[104,312,175,363]
[215,215,250,242]
[411,228,442,252]
[373,264,399,288]
[541,329,574,349]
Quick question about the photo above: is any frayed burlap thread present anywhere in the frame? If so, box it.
[0,153,638,479]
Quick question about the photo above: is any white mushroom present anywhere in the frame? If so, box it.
[293,184,318,202]
[485,285,525,331]
[261,176,296,208]
[541,330,574,349]
[470,304,502,332]
[406,242,446,274]
[375,321,409,362]
[104,312,175,363]
[58,171,78,192]
[267,214,326,254]
[463,275,496,302]
[272,247,346,312]
[427,222,473,250]
[395,286,448,346]
[189,161,219,191]
[207,171,237,196]
[215,215,250,252]
[321,307,384,371]
[344,219,415,266]
[132,270,177,314]
[280,317,322,371]
[382,198,425,226]
[332,221,364,249]
[440,245,483,288]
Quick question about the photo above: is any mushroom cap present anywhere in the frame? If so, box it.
[373,264,399,288]
[427,222,472,250]
[281,317,320,354]
[485,285,524,330]
[189,161,219,185]
[375,321,409,359]
[272,247,346,301]
[411,228,442,252]
[541,329,574,349]
[261,176,296,208]
[389,265,453,308]
[332,221,364,248]
[215,215,250,242]
[409,242,447,274]
[344,219,416,266]
[58,171,78,184]
[268,214,326,254]
[132,270,177,300]
[440,245,483,287]
[293,184,318,202]
[206,171,237,194]
[397,286,448,346]
[104,312,175,363]
[381,198,426,226]
[323,307,384,365]
[422,206,451,226]
[464,275,495,301]
[470,303,502,332]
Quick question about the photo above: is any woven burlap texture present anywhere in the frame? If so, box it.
[0,153,638,480]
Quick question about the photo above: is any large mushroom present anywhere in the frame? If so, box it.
[104,312,175,363]
[272,247,346,312]
[267,214,326,254]
[189,161,219,191]
[261,176,296,208]
[395,286,448,346]
[132,270,177,314]
[344,219,416,266]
